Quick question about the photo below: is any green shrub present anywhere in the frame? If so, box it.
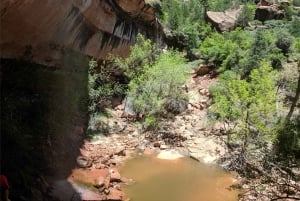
[128,50,189,118]
[293,0,300,6]
[199,32,233,66]
[237,4,255,27]
[276,31,293,55]
[289,18,300,37]
[111,33,160,80]
[144,115,160,130]
[278,118,300,157]
[210,61,278,149]
[88,59,125,113]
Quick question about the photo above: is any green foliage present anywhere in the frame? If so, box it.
[160,0,209,50]
[208,0,240,11]
[278,118,300,156]
[293,0,300,6]
[199,32,235,66]
[210,61,278,149]
[237,4,255,27]
[289,18,300,37]
[276,31,293,55]
[128,50,189,118]
[282,4,293,21]
[144,115,160,130]
[200,28,287,76]
[88,59,125,113]
[111,34,159,80]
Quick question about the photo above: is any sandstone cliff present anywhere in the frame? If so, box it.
[0,1,162,200]
[0,0,163,66]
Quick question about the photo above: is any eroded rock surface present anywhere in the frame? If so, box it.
[255,0,285,22]
[0,0,163,66]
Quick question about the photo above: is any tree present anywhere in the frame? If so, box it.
[277,62,300,157]
[284,61,300,124]
[210,61,278,154]
[244,29,270,74]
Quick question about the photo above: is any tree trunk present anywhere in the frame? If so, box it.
[284,61,300,124]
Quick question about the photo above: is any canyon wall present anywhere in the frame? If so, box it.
[0,1,162,200]
[0,0,163,66]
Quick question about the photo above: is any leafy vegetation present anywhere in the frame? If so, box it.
[88,59,125,113]
[127,50,189,121]
[87,0,300,199]
[88,34,190,130]
[210,61,278,154]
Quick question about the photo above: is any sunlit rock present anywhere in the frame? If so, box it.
[157,150,184,160]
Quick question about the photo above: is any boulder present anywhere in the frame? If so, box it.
[257,0,272,6]
[94,176,105,188]
[109,169,121,182]
[76,156,92,168]
[206,6,244,32]
[157,150,183,160]
[193,64,215,78]
[114,147,126,156]
[255,4,284,22]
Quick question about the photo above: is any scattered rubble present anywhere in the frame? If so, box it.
[52,73,229,201]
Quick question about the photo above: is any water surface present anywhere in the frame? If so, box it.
[120,154,238,201]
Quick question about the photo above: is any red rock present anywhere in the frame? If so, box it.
[94,176,105,188]
[114,147,126,156]
[0,0,163,66]
[109,169,121,182]
[106,188,124,201]
[104,175,111,188]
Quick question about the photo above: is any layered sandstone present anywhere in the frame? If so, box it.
[0,0,163,66]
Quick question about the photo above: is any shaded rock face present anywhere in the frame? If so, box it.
[206,6,243,32]
[0,0,163,66]
[255,1,285,22]
[0,56,89,200]
[0,1,162,200]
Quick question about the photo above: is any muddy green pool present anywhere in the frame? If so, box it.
[119,154,239,201]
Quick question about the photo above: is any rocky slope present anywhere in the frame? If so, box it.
[0,0,163,66]
[53,68,228,201]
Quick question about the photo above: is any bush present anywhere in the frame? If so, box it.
[237,4,255,27]
[128,50,189,118]
[293,0,300,6]
[289,18,300,37]
[88,59,125,113]
[278,118,300,157]
[160,0,210,50]
[111,34,160,80]
[276,31,293,55]
[199,32,233,66]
